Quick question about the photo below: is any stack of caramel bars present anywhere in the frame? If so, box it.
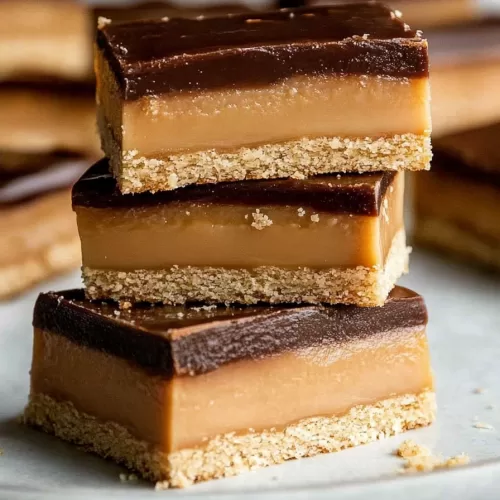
[24,4,436,488]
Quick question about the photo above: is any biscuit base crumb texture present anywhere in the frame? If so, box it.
[415,216,500,271]
[24,390,436,488]
[83,229,409,306]
[0,237,80,299]
[99,113,431,194]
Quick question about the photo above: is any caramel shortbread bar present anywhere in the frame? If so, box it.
[96,4,431,194]
[25,286,435,488]
[75,159,409,306]
[0,82,99,157]
[415,123,500,269]
[0,156,87,299]
[429,20,500,137]
[0,0,91,82]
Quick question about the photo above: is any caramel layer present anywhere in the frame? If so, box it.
[0,0,91,81]
[98,47,430,155]
[31,326,432,453]
[432,60,500,137]
[389,0,476,28]
[415,170,500,244]
[0,89,98,155]
[76,172,403,270]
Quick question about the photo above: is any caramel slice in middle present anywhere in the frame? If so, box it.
[74,159,408,306]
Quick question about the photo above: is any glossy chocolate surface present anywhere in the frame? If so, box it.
[33,286,427,377]
[72,158,395,216]
[97,4,428,99]
[93,1,254,24]
[0,155,88,207]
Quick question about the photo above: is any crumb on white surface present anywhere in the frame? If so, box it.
[396,441,470,473]
[251,209,273,230]
[473,422,495,430]
[119,473,138,482]
[396,440,431,458]
[155,480,170,490]
[473,388,486,394]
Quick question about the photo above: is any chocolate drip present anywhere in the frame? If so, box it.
[72,158,395,216]
[97,4,428,99]
[33,286,428,377]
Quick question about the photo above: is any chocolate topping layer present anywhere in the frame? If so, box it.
[93,1,254,24]
[33,286,427,377]
[72,159,395,215]
[0,157,88,207]
[97,4,428,99]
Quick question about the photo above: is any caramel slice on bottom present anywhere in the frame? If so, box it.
[74,160,408,306]
[25,287,435,488]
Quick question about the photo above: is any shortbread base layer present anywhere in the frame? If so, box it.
[0,237,80,300]
[100,114,431,194]
[415,216,500,271]
[24,391,435,488]
[83,229,409,306]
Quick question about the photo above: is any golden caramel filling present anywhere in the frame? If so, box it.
[31,326,432,452]
[0,1,91,80]
[432,61,500,137]
[391,0,476,27]
[96,52,431,156]
[0,90,97,154]
[415,172,500,241]
[76,173,403,270]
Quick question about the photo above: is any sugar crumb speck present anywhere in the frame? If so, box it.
[251,209,273,230]
[396,441,470,473]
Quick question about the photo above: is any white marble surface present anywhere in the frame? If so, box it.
[0,250,500,499]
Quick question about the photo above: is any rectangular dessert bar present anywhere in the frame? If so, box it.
[428,20,500,137]
[24,286,435,488]
[0,82,99,157]
[96,4,431,194]
[414,123,500,269]
[0,0,91,82]
[74,159,409,306]
[0,155,87,299]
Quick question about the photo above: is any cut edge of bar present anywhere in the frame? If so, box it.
[98,112,431,194]
[24,390,436,488]
[81,228,409,306]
